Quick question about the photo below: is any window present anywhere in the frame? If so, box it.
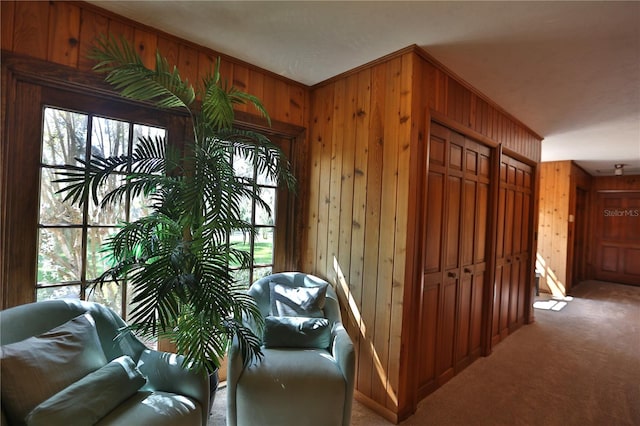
[37,106,166,317]
[229,148,278,285]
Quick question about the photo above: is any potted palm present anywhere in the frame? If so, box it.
[55,35,295,378]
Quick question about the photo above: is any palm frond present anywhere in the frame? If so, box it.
[89,34,195,110]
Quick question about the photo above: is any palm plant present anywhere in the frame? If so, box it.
[55,35,295,372]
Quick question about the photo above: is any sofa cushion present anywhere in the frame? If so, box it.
[94,391,203,426]
[269,282,328,317]
[237,348,345,426]
[0,312,107,426]
[263,316,331,349]
[25,355,146,426]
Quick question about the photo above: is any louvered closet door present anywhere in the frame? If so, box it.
[492,155,533,345]
[417,122,492,399]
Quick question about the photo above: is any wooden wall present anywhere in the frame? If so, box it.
[303,45,542,422]
[537,161,573,295]
[0,0,307,127]
[537,164,640,294]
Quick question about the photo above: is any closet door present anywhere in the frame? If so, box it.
[492,155,533,344]
[417,122,492,398]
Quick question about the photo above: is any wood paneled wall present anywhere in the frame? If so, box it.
[537,164,640,294]
[0,0,307,127]
[303,52,419,421]
[303,45,541,422]
[537,161,573,295]
[415,49,542,163]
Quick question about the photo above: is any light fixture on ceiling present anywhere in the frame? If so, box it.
[614,164,625,176]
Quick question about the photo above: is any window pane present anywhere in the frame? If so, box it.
[232,268,251,288]
[229,230,250,269]
[37,228,82,283]
[256,166,275,186]
[88,174,127,225]
[37,285,80,301]
[254,227,274,266]
[86,227,117,280]
[42,107,87,166]
[39,167,83,225]
[233,154,254,179]
[130,192,154,221]
[91,116,129,158]
[255,187,276,225]
[87,281,122,316]
[253,266,272,283]
[133,123,166,147]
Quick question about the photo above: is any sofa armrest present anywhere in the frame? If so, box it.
[331,323,355,426]
[137,349,209,426]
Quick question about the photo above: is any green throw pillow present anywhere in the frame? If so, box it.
[269,282,328,317]
[0,313,107,426]
[25,355,146,426]
[263,316,332,349]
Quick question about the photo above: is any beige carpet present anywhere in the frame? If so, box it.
[209,280,640,425]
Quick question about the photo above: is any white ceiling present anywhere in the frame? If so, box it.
[89,1,640,176]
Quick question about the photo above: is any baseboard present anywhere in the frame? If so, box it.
[354,390,399,424]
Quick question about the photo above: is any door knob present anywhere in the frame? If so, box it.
[464,268,472,274]
[447,271,457,278]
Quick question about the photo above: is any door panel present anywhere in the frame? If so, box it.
[593,192,640,285]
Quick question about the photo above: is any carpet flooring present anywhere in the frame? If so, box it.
[209,280,640,425]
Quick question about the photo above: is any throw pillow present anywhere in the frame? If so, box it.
[26,355,146,426]
[263,316,332,349]
[269,282,328,317]
[0,312,107,426]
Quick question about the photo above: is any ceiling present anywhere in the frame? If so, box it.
[89,1,640,176]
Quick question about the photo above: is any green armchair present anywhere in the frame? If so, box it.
[0,299,209,426]
[227,272,355,426]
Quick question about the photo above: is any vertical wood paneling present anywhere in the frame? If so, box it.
[12,1,49,60]
[78,9,109,71]
[107,18,134,45]
[359,62,385,396]
[4,1,307,128]
[232,63,249,112]
[47,1,80,67]
[314,84,334,277]
[178,43,199,87]
[349,67,371,384]
[337,73,358,337]
[387,53,413,410]
[369,56,402,405]
[1,0,15,51]
[537,161,571,295]
[327,78,345,285]
[157,36,180,69]
[302,88,325,272]
[133,28,157,69]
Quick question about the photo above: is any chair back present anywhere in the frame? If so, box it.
[249,272,342,325]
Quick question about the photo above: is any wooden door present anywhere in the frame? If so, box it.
[593,191,640,285]
[492,155,533,344]
[417,122,491,398]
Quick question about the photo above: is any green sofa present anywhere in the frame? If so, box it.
[227,272,355,426]
[0,299,208,426]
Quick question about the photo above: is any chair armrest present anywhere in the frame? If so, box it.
[331,323,355,426]
[137,349,209,426]
[226,337,245,426]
